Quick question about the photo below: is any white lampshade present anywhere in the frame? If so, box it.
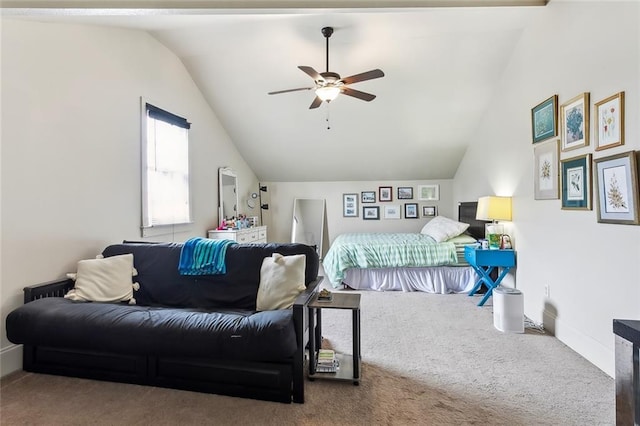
[315,86,341,102]
[476,196,512,222]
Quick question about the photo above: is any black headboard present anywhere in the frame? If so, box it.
[458,201,488,241]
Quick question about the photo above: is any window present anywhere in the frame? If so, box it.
[141,101,191,233]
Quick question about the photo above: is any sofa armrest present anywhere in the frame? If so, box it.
[291,276,323,403]
[292,276,323,341]
[293,276,323,308]
[23,278,74,304]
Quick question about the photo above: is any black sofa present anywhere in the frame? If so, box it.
[6,241,322,403]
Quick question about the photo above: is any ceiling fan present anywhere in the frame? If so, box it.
[268,27,385,109]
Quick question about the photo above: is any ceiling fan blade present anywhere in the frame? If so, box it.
[309,96,323,109]
[298,66,323,82]
[268,87,313,95]
[341,87,376,102]
[341,69,385,85]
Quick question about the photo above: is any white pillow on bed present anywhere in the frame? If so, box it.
[420,216,470,243]
[447,233,477,244]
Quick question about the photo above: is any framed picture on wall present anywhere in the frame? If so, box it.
[404,203,419,219]
[422,205,437,217]
[594,91,625,151]
[561,153,592,210]
[361,191,376,203]
[363,206,380,220]
[379,186,392,202]
[397,187,413,200]
[593,151,639,225]
[384,204,401,219]
[561,92,590,152]
[534,139,560,200]
[418,184,439,200]
[531,95,558,144]
[343,193,358,217]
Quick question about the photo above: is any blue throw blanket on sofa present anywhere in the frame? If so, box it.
[179,237,237,275]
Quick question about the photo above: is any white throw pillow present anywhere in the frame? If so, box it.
[420,216,470,243]
[256,253,306,311]
[64,254,138,304]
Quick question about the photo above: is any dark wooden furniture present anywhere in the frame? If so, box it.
[458,201,489,241]
[613,319,640,424]
[308,292,361,385]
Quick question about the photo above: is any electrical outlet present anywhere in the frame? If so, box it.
[544,285,550,298]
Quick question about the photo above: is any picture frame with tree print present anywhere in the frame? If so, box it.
[593,151,639,224]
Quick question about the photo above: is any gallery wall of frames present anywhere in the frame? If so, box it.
[342,184,440,221]
[531,91,639,225]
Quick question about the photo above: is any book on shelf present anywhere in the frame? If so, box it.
[315,358,339,373]
[315,349,339,373]
[318,349,335,360]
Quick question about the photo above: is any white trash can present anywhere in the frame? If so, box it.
[493,287,524,333]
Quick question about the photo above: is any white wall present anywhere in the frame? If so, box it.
[0,19,258,375]
[263,180,454,244]
[453,1,640,377]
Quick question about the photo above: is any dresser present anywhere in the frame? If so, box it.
[207,226,267,244]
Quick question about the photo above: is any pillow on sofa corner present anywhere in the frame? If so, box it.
[257,253,306,311]
[64,253,139,304]
[420,216,470,243]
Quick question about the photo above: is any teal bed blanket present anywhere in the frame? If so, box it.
[179,237,237,275]
[322,233,459,286]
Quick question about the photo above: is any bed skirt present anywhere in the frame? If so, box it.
[341,266,477,293]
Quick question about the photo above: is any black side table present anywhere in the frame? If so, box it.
[308,292,361,385]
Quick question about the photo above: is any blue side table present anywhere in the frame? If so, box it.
[464,246,516,306]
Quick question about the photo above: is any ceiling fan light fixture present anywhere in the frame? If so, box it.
[268,26,384,109]
[315,86,341,102]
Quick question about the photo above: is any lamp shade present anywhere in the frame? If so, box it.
[315,86,340,102]
[476,196,512,221]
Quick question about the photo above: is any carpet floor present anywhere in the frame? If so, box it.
[0,291,614,425]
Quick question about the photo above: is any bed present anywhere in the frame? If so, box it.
[322,202,487,293]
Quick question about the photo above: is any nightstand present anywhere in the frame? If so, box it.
[308,292,361,385]
[464,246,516,306]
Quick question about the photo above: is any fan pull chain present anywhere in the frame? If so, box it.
[326,103,331,130]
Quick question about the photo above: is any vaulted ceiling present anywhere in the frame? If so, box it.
[4,0,548,181]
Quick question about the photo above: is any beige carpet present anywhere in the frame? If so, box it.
[1,291,614,425]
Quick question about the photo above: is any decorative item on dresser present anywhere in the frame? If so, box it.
[208,226,267,244]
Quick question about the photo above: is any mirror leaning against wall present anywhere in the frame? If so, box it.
[219,167,238,223]
[291,198,327,259]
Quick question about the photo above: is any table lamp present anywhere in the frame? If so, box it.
[476,196,512,249]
